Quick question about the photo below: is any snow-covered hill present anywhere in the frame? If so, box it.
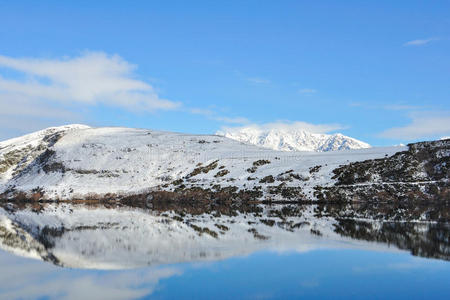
[0,125,401,200]
[0,125,447,202]
[216,126,370,152]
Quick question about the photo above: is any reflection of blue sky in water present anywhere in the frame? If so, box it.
[1,249,449,300]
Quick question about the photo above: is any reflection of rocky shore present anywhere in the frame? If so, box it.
[314,201,449,222]
[0,201,448,269]
[316,201,450,261]
[334,220,450,261]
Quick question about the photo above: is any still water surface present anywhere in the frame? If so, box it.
[0,202,448,299]
[1,247,449,299]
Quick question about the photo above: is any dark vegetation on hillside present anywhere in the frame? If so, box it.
[315,139,450,202]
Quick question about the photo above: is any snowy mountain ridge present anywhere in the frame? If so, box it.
[216,127,370,152]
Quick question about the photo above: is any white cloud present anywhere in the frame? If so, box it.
[0,52,182,139]
[0,52,253,137]
[379,112,450,140]
[299,88,317,94]
[0,52,180,112]
[403,38,439,46]
[218,120,346,135]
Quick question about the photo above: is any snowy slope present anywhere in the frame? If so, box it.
[0,124,90,184]
[0,125,402,200]
[216,127,370,152]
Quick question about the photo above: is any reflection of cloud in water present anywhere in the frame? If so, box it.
[0,251,181,300]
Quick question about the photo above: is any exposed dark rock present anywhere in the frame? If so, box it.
[188,160,219,177]
[247,160,271,173]
[259,175,275,183]
[214,169,230,177]
[309,165,321,174]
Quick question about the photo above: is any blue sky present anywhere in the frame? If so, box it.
[0,0,449,145]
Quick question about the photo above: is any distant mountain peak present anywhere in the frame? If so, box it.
[216,127,370,152]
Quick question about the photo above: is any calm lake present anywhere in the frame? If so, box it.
[0,201,449,299]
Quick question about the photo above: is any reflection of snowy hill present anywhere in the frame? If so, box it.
[1,203,447,269]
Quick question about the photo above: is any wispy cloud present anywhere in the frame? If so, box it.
[234,69,271,85]
[349,102,426,111]
[403,37,439,46]
[190,108,249,124]
[379,112,450,140]
[0,52,180,112]
[383,104,424,111]
[298,88,317,94]
[348,102,364,108]
[246,77,271,85]
[214,116,250,124]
